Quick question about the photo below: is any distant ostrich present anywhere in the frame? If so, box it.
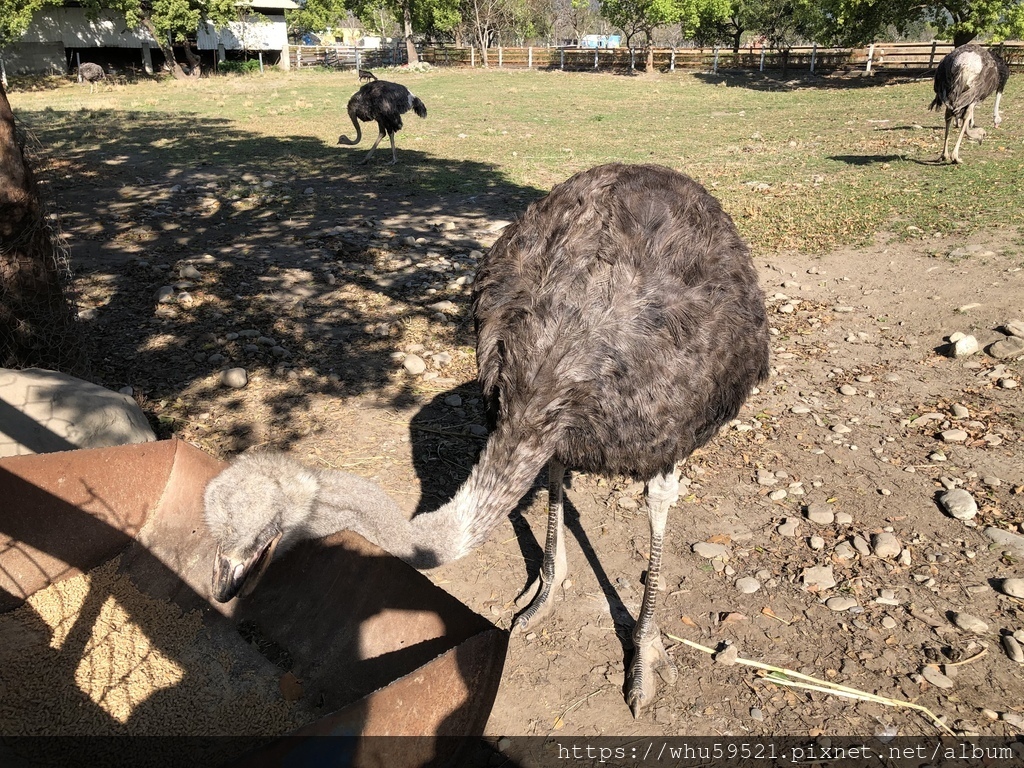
[78,62,106,93]
[357,68,377,83]
[930,44,1009,164]
[204,163,770,716]
[337,79,427,165]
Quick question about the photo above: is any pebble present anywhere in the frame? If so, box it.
[951,404,969,419]
[984,527,1024,557]
[693,542,730,559]
[939,489,978,521]
[833,541,856,560]
[839,385,857,396]
[951,612,988,634]
[791,405,811,414]
[1003,320,1024,338]
[831,424,852,434]
[951,335,979,357]
[768,489,787,501]
[208,353,226,365]
[220,368,248,388]
[714,645,739,666]
[881,616,898,629]
[1001,578,1024,599]
[155,286,175,303]
[852,535,871,557]
[801,565,836,591]
[825,596,858,612]
[735,577,761,594]
[444,394,463,407]
[756,469,779,486]
[988,336,1024,359]
[940,429,969,443]
[1002,635,1024,663]
[403,354,427,375]
[777,518,800,537]
[872,532,902,559]
[921,665,954,689]
[1000,378,1019,389]
[835,512,853,525]
[468,424,489,437]
[750,707,764,722]
[806,503,834,525]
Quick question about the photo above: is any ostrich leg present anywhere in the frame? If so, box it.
[941,108,954,162]
[950,103,974,164]
[514,459,567,632]
[388,132,398,165]
[361,129,387,164]
[625,466,680,717]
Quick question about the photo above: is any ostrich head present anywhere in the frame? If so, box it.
[203,453,320,602]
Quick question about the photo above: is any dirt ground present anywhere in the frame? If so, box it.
[42,143,1024,746]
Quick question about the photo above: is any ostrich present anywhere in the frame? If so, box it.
[930,44,1008,164]
[358,68,377,83]
[204,163,771,715]
[78,62,105,93]
[337,79,427,165]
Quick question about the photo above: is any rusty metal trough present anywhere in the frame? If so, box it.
[0,440,507,766]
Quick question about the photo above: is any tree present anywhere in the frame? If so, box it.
[681,0,759,51]
[812,0,1024,47]
[601,0,684,69]
[1,0,62,86]
[286,0,351,36]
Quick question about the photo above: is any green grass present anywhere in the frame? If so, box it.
[10,67,1024,254]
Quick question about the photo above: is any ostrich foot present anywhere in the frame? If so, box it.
[513,575,557,632]
[625,633,678,717]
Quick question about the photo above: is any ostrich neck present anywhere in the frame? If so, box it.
[313,421,552,569]
[340,113,362,145]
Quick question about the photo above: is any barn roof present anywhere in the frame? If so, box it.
[235,0,300,9]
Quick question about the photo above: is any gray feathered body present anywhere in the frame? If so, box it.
[930,44,1002,120]
[345,80,427,140]
[460,163,770,549]
[79,63,105,83]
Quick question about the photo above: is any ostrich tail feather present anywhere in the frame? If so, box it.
[412,96,427,119]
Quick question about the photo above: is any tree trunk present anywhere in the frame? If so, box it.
[141,18,191,79]
[732,26,742,54]
[403,2,419,65]
[644,31,654,72]
[182,41,202,75]
[0,84,82,372]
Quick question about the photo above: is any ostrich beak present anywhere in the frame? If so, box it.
[212,526,282,603]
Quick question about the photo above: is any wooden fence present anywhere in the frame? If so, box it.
[290,40,1024,76]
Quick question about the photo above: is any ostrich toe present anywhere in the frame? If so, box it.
[626,632,677,717]
[513,574,559,632]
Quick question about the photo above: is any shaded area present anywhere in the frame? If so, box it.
[693,69,929,93]
[15,106,544,453]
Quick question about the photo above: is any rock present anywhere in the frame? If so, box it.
[825,596,857,611]
[155,286,175,303]
[403,354,427,375]
[881,616,898,629]
[444,394,463,407]
[714,645,739,665]
[940,429,969,443]
[468,424,489,437]
[1003,635,1024,664]
[777,518,800,537]
[988,336,1024,359]
[428,300,457,313]
[921,665,954,689]
[852,535,871,557]
[809,535,825,551]
[831,424,852,434]
[221,368,248,388]
[951,612,988,634]
[179,265,202,279]
[208,353,226,365]
[0,368,156,457]
[839,384,857,396]
[951,335,979,357]
[940,489,978,521]
[984,527,1024,557]
[835,512,853,525]
[693,542,730,559]
[768,489,787,501]
[871,532,902,559]
[735,577,761,594]
[1002,320,1024,338]
[801,565,836,591]
[951,404,969,419]
[756,469,778,486]
[1000,378,1019,389]
[806,502,834,525]
[833,541,856,560]
[1000,578,1024,599]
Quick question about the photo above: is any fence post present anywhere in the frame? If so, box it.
[928,40,937,69]
[629,47,634,71]
[471,46,475,67]
[713,45,719,74]
[258,51,264,73]
[528,46,533,68]
[76,52,82,81]
[594,47,599,69]
[866,43,874,73]
[498,47,503,67]
[670,47,675,72]
[759,47,765,72]
[561,48,565,70]
[355,48,361,70]
[810,42,817,74]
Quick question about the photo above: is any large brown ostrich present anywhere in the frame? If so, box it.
[204,163,771,716]
[337,79,426,165]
